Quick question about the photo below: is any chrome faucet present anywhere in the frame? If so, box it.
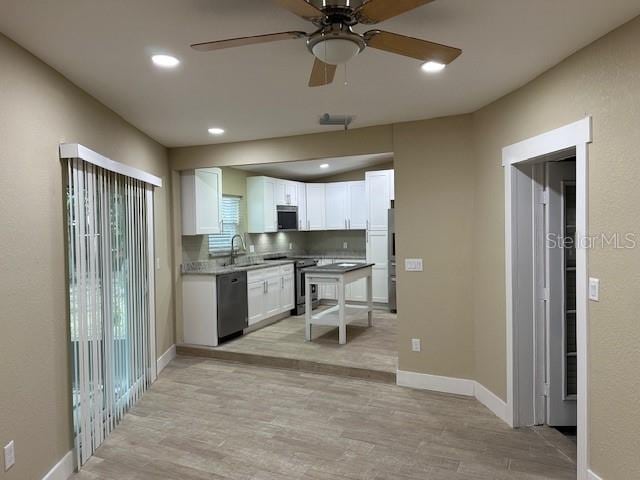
[229,234,246,266]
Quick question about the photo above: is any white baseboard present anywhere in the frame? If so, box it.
[156,344,176,375]
[473,381,509,424]
[396,370,475,396]
[42,450,74,480]
[588,470,603,480]
[396,370,509,424]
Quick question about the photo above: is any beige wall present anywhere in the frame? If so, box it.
[313,160,395,183]
[0,33,173,480]
[471,16,640,478]
[394,116,476,378]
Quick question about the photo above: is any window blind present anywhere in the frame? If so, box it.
[209,196,242,253]
[65,157,156,468]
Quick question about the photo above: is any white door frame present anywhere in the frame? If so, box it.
[503,117,591,480]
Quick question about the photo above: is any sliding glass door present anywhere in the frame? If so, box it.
[65,157,156,467]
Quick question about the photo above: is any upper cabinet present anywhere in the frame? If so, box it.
[306,183,326,231]
[325,181,366,230]
[276,179,298,206]
[366,170,392,231]
[181,168,222,236]
[247,176,277,233]
[297,182,308,231]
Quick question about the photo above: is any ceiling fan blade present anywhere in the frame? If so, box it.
[356,0,435,24]
[365,30,461,64]
[309,58,337,87]
[191,31,307,51]
[274,0,325,22]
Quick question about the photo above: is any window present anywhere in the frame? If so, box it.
[209,195,242,253]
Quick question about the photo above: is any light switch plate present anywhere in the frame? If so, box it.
[405,258,423,272]
[411,338,421,352]
[4,440,15,471]
[343,242,348,250]
[249,245,255,253]
[589,277,600,301]
[289,243,293,250]
[156,257,160,270]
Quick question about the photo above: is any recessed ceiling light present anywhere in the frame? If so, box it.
[421,61,446,73]
[151,54,180,68]
[208,127,225,135]
[320,164,330,169]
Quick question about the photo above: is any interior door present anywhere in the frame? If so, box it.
[546,159,577,426]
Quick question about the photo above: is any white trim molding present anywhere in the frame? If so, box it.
[474,382,509,424]
[587,470,603,480]
[59,143,163,187]
[396,371,508,423]
[397,370,475,396]
[157,344,176,375]
[503,116,592,480]
[42,450,74,480]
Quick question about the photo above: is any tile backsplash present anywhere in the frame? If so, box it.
[182,230,366,264]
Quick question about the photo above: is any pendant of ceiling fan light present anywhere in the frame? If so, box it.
[312,38,361,65]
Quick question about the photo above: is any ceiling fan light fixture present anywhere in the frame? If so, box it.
[151,54,180,68]
[311,38,361,65]
[421,61,446,73]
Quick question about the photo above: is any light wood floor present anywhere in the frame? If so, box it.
[72,357,576,480]
[217,308,397,374]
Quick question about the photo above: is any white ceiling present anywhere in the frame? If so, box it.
[235,152,393,181]
[1,1,639,147]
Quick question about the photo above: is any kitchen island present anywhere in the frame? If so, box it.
[303,262,374,345]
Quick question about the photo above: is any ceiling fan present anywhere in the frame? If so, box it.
[191,0,462,87]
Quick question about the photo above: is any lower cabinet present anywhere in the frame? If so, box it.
[247,264,295,326]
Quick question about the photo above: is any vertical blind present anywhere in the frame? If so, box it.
[65,157,156,467]
[208,195,242,253]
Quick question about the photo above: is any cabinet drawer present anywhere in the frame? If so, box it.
[247,266,281,283]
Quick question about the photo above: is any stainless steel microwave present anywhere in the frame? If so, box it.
[277,205,298,231]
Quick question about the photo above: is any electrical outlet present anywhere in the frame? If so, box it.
[155,257,160,270]
[411,338,421,352]
[289,243,293,250]
[249,245,255,253]
[589,277,600,301]
[343,242,348,249]
[4,440,15,471]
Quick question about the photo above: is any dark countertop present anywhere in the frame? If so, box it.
[302,262,375,274]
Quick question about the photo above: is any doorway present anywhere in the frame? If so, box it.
[503,118,591,480]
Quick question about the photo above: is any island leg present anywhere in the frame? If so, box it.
[367,271,373,327]
[338,278,346,345]
[305,275,312,342]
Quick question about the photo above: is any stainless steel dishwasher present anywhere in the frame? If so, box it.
[216,271,248,341]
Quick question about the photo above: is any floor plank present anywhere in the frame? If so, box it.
[72,357,576,480]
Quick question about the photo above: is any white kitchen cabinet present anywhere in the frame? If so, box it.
[181,168,222,235]
[347,181,367,230]
[366,170,392,231]
[246,264,295,326]
[247,176,277,233]
[306,183,326,231]
[182,275,218,346]
[367,231,389,303]
[281,271,295,311]
[264,276,282,317]
[325,183,349,230]
[276,179,298,206]
[297,182,308,231]
[247,280,266,326]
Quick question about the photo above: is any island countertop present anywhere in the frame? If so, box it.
[302,262,375,274]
